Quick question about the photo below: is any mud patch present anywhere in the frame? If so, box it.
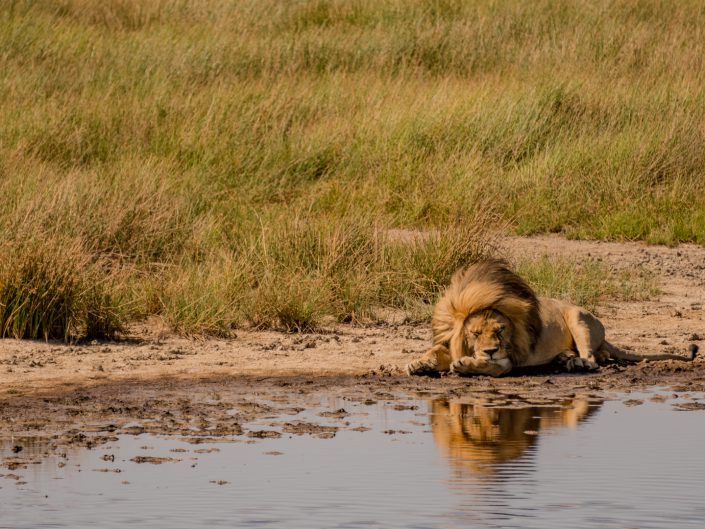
[623,399,644,406]
[130,456,180,464]
[279,422,338,439]
[672,401,705,411]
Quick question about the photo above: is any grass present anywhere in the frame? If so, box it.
[0,237,125,341]
[0,0,698,338]
[514,256,659,314]
[149,215,497,334]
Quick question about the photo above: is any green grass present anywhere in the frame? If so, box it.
[0,0,698,338]
[514,256,659,314]
[0,237,125,341]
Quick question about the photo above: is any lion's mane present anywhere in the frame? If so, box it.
[431,259,542,365]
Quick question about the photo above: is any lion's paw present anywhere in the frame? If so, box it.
[449,357,476,375]
[565,357,599,372]
[406,359,438,377]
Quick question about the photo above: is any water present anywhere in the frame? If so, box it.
[2,392,705,528]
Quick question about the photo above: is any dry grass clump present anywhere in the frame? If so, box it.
[0,237,124,341]
[248,216,496,330]
[0,164,190,341]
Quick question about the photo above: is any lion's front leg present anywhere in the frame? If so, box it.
[406,344,452,376]
[450,356,513,377]
[564,356,599,372]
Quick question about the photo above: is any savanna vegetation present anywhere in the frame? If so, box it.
[0,0,699,339]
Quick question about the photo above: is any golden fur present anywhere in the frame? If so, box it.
[407,259,698,377]
[429,397,598,475]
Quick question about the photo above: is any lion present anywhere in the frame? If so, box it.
[407,259,698,377]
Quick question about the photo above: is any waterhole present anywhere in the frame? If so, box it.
[2,391,704,528]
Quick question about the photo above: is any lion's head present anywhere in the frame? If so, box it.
[431,259,541,365]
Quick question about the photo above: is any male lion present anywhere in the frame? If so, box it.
[407,259,698,377]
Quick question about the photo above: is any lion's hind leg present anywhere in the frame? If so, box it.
[564,308,605,371]
[406,344,452,376]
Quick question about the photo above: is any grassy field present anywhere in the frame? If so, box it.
[0,0,697,339]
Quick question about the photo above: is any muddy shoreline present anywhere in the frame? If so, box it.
[2,358,705,459]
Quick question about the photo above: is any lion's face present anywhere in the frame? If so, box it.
[463,310,512,361]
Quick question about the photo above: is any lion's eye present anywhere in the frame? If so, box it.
[496,328,504,335]
[472,331,481,337]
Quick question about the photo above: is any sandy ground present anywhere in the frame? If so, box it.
[0,235,704,450]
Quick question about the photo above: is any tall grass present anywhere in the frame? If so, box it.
[0,237,125,341]
[0,0,698,338]
[143,214,497,334]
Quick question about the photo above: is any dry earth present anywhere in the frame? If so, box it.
[0,236,704,451]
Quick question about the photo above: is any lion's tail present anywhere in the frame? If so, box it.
[601,341,699,362]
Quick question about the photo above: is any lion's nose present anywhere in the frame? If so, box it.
[483,347,499,355]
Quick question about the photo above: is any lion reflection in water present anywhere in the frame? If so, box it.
[429,397,601,474]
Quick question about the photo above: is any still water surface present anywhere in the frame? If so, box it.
[2,392,704,528]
